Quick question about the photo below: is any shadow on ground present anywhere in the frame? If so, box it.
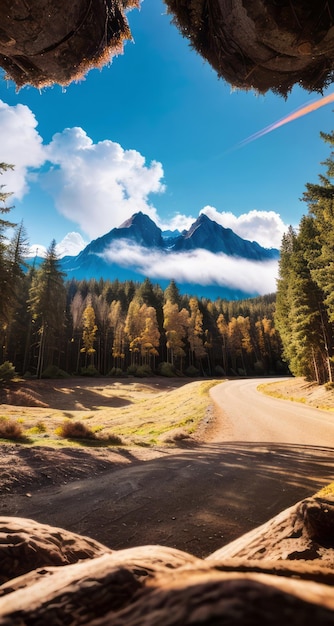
[3,441,334,558]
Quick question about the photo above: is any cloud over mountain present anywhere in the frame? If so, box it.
[42,127,165,239]
[102,241,278,295]
[200,206,286,249]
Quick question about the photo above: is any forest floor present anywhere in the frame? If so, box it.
[0,375,334,557]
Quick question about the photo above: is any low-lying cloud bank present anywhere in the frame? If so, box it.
[102,242,278,295]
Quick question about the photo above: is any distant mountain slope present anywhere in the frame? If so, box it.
[171,214,277,260]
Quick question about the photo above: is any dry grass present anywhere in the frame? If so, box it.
[258,378,334,411]
[0,379,220,448]
[0,416,25,441]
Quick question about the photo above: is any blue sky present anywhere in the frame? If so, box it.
[0,0,333,294]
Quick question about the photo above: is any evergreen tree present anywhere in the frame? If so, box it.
[29,240,66,377]
[275,218,331,382]
[2,222,29,362]
[0,163,15,336]
[164,280,181,305]
[303,131,334,326]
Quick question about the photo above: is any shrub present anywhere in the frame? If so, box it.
[0,361,17,382]
[107,367,126,377]
[253,361,265,375]
[56,420,96,440]
[158,361,176,377]
[135,364,152,378]
[325,382,334,391]
[213,365,225,377]
[126,364,152,377]
[80,365,100,377]
[41,365,70,379]
[99,432,124,445]
[23,371,34,379]
[28,421,47,435]
[185,365,200,377]
[0,417,24,440]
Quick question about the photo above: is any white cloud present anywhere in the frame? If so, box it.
[158,212,195,233]
[55,232,87,257]
[41,127,165,239]
[28,232,87,258]
[0,100,45,200]
[27,244,47,258]
[200,206,287,249]
[102,241,278,295]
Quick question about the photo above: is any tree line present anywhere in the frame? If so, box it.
[276,130,334,385]
[0,162,285,379]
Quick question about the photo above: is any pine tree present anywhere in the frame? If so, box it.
[302,131,334,326]
[29,240,66,377]
[0,163,15,338]
[164,280,181,306]
[275,218,331,382]
[2,222,29,362]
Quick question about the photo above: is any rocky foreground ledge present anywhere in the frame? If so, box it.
[1,497,334,624]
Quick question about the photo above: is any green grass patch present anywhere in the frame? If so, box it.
[0,378,221,449]
[315,482,334,498]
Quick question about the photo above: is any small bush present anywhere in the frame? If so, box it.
[56,420,96,440]
[158,362,176,377]
[80,365,100,377]
[126,364,152,377]
[0,417,24,440]
[27,421,47,435]
[325,382,334,391]
[0,361,17,382]
[23,371,34,379]
[99,432,124,445]
[213,365,225,377]
[41,365,70,379]
[254,360,265,375]
[135,364,152,378]
[107,367,126,377]
[185,365,200,377]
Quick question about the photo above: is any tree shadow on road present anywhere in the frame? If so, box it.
[5,441,334,558]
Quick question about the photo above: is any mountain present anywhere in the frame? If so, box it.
[171,214,277,260]
[74,212,164,261]
[29,212,279,300]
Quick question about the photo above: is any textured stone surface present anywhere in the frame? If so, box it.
[1,499,334,624]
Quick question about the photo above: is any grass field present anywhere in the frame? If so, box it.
[0,379,221,447]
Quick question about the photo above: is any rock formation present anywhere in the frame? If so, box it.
[1,496,334,624]
[0,1,333,94]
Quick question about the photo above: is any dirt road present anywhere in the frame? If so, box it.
[3,378,334,558]
[210,378,334,446]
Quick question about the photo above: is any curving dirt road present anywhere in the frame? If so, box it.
[4,378,334,558]
[209,378,334,446]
